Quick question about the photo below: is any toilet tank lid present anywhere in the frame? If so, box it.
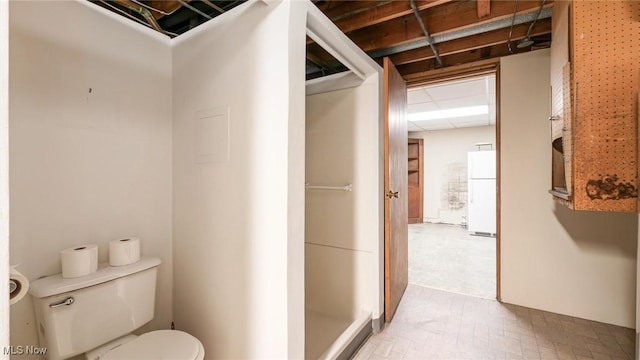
[29,257,161,298]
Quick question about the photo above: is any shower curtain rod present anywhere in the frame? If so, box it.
[305,183,353,192]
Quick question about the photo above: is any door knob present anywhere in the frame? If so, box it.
[385,190,399,199]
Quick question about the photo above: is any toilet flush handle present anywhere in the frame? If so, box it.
[49,297,74,308]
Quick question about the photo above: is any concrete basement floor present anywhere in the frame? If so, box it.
[409,222,496,299]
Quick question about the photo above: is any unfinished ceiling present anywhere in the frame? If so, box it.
[93,0,552,81]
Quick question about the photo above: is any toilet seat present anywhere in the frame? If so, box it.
[101,330,204,360]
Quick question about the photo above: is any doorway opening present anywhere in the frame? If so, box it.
[406,73,498,299]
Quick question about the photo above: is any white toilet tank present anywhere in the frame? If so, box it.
[28,257,162,360]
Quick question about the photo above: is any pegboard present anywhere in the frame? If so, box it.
[569,0,640,212]
[562,62,573,197]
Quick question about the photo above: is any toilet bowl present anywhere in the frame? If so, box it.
[86,330,204,360]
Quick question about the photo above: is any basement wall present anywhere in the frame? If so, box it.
[410,125,496,225]
[500,49,637,328]
[8,1,173,355]
[171,1,306,357]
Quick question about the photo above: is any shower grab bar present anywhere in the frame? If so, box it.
[305,183,352,192]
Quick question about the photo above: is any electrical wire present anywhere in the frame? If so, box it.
[506,0,518,54]
[526,0,546,39]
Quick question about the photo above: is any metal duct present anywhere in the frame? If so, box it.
[409,0,443,67]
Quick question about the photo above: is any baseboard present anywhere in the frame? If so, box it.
[336,318,373,360]
[635,332,639,360]
[372,313,384,333]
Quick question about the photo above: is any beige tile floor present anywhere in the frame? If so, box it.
[409,223,496,299]
[354,285,635,360]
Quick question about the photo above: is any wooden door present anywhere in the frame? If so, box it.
[384,58,408,322]
[407,139,424,224]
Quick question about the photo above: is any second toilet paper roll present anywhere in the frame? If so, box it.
[9,267,29,305]
[61,244,98,278]
[109,238,141,266]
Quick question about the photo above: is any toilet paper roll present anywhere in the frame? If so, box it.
[61,244,98,278]
[9,267,29,305]
[109,238,141,267]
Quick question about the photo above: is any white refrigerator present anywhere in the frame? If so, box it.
[467,150,496,235]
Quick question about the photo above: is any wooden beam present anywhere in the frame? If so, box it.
[477,0,491,18]
[333,0,453,34]
[320,1,389,21]
[113,0,163,31]
[399,43,530,79]
[339,1,552,53]
[389,18,551,65]
[404,58,501,87]
[306,51,334,72]
[147,0,184,19]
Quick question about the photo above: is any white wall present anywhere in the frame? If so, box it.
[1,0,9,357]
[410,126,495,225]
[171,1,305,358]
[305,81,379,320]
[501,49,637,327]
[9,0,173,354]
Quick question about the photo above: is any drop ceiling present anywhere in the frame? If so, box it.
[407,74,496,132]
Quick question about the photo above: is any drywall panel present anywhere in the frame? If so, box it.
[9,0,173,352]
[172,1,305,358]
[501,50,637,327]
[0,0,8,355]
[410,126,496,225]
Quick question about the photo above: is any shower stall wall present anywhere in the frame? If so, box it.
[305,73,381,359]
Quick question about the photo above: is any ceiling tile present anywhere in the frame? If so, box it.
[425,78,487,101]
[448,114,489,125]
[436,95,488,109]
[418,123,456,131]
[453,120,490,128]
[408,102,439,113]
[412,119,453,127]
[407,89,431,105]
[407,121,425,132]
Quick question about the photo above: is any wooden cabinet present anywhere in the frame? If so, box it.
[549,0,640,212]
[408,138,423,223]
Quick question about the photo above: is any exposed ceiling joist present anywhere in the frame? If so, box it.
[93,0,553,82]
[389,18,551,66]
[336,0,552,53]
[404,58,501,87]
[144,1,183,18]
[112,0,163,31]
[477,0,491,18]
[307,4,551,64]
[398,41,530,77]
[333,0,454,34]
[318,1,389,21]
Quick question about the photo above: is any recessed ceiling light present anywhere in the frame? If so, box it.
[408,105,489,122]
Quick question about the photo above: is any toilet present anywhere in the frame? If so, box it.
[28,257,204,360]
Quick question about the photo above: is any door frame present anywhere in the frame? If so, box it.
[402,60,502,301]
[1,0,9,346]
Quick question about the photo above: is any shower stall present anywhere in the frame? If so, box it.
[304,72,382,359]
